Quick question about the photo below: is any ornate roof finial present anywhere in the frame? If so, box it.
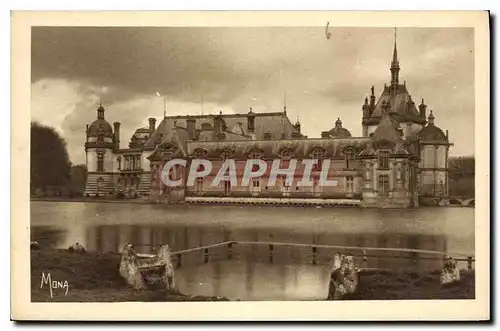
[371,85,375,96]
[390,27,400,87]
[428,110,435,125]
[97,101,105,119]
[335,117,342,128]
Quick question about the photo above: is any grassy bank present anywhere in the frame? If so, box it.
[31,249,474,302]
[31,249,229,302]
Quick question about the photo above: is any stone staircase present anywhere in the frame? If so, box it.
[84,173,115,197]
[137,172,152,196]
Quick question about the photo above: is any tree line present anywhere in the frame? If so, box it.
[448,156,475,197]
[30,122,87,197]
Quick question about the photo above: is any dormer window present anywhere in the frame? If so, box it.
[249,150,262,159]
[279,148,291,161]
[311,148,325,171]
[345,148,355,170]
[220,149,234,161]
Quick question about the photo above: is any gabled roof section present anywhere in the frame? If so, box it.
[144,111,301,147]
[372,110,403,144]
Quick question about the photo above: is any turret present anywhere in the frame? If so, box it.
[362,96,370,118]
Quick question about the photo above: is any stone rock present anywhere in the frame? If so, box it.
[119,243,177,292]
[68,242,86,254]
[30,241,41,250]
[440,257,460,285]
[119,243,147,290]
[328,253,359,300]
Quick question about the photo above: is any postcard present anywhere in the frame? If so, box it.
[11,10,490,321]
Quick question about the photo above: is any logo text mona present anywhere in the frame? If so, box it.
[40,272,69,298]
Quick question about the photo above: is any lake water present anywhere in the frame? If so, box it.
[30,201,475,300]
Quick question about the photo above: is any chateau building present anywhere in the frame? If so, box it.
[84,36,452,207]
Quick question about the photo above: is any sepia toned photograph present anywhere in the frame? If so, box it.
[11,11,490,321]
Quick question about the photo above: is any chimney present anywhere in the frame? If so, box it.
[247,107,255,132]
[148,117,156,134]
[113,122,121,148]
[186,116,196,140]
[214,112,223,135]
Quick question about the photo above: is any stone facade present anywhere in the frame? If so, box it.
[83,36,452,208]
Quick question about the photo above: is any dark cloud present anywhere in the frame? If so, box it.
[31,27,475,164]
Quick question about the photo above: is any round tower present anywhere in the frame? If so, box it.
[84,103,116,197]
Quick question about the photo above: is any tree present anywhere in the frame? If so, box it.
[448,156,475,197]
[70,164,88,196]
[30,122,71,194]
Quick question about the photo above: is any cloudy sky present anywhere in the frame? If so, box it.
[31,27,474,165]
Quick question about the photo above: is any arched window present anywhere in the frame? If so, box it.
[345,148,355,170]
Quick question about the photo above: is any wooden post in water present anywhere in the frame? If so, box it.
[362,249,368,269]
[312,246,317,265]
[269,244,274,264]
[204,248,209,263]
[467,256,473,272]
[177,254,182,268]
[227,242,233,260]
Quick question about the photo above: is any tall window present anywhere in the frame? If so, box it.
[117,156,122,170]
[311,148,324,171]
[97,154,104,172]
[378,174,390,196]
[378,150,390,169]
[196,177,203,193]
[224,180,231,195]
[313,177,321,195]
[345,148,355,169]
[346,176,354,193]
[252,179,261,194]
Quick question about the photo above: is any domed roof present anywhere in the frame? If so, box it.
[326,118,352,138]
[418,111,447,141]
[87,104,114,137]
